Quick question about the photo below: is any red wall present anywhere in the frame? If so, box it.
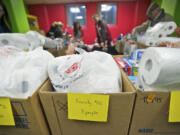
[28,0,150,44]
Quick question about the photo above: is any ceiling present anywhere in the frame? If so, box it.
[24,0,135,5]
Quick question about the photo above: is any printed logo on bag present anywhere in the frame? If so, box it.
[0,49,10,56]
[65,58,83,74]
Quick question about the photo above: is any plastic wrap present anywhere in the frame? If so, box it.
[146,21,177,37]
[124,42,137,55]
[0,33,31,50]
[157,37,180,44]
[136,47,180,91]
[0,31,63,51]
[137,21,177,46]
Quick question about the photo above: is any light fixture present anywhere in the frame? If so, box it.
[81,6,86,8]
[70,7,80,13]
[76,16,83,19]
[101,4,112,12]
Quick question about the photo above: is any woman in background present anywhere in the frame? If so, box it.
[0,1,11,33]
[73,21,84,41]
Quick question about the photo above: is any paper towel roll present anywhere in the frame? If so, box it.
[146,21,177,36]
[137,47,180,91]
[138,22,177,46]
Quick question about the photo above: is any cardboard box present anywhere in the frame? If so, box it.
[112,55,129,58]
[129,90,180,135]
[115,40,125,54]
[0,81,50,135]
[136,42,148,49]
[47,46,67,57]
[39,70,136,135]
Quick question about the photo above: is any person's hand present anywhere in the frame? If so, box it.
[158,41,172,47]
[87,46,93,52]
[100,42,105,48]
[110,41,115,47]
[66,43,75,55]
[104,41,108,48]
[158,42,169,47]
[175,28,180,37]
[131,28,137,36]
[158,42,177,48]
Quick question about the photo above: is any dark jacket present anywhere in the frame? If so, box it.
[95,20,112,43]
[0,16,11,33]
[46,26,63,39]
[74,29,84,40]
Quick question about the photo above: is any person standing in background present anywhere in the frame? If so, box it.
[73,21,84,41]
[92,14,117,54]
[132,2,174,35]
[92,14,112,47]
[0,1,11,33]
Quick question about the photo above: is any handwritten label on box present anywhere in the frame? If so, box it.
[68,93,109,122]
[0,98,15,126]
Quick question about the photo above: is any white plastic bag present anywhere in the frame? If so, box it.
[0,31,63,51]
[0,47,54,98]
[0,33,31,50]
[48,51,122,93]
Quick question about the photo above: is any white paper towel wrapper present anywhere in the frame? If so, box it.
[136,47,180,91]
[146,21,177,37]
[48,51,122,93]
[137,21,177,46]
[157,37,180,44]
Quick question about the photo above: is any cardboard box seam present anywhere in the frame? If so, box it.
[52,95,63,135]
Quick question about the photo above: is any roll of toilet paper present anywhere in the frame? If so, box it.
[137,47,180,91]
[161,21,177,35]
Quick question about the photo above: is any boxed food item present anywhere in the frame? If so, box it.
[114,57,132,76]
